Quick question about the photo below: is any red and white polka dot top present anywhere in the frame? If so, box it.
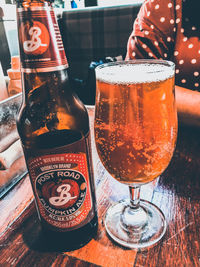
[126,0,200,91]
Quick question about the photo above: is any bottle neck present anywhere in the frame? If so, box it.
[22,68,71,103]
[16,0,68,76]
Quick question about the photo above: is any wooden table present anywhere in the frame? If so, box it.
[0,106,200,267]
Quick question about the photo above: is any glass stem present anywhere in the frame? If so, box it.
[129,186,141,209]
[120,185,147,231]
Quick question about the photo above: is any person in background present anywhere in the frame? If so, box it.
[126,0,200,127]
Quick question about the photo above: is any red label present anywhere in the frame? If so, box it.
[17,7,68,73]
[28,152,93,230]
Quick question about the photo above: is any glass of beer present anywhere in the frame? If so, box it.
[94,60,177,249]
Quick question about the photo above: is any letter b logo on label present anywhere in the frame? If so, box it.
[20,21,50,56]
[49,184,77,207]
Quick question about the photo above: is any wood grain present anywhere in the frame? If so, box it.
[0,106,200,267]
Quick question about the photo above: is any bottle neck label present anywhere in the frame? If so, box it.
[17,6,68,73]
[27,135,95,231]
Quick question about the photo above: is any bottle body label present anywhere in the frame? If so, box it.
[28,137,95,231]
[17,6,68,73]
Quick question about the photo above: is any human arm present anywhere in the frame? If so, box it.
[126,0,200,127]
[175,85,200,127]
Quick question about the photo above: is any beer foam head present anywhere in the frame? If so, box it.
[95,62,174,84]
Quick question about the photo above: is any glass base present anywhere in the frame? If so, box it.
[105,199,167,250]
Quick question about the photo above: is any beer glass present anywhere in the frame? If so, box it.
[94,60,177,249]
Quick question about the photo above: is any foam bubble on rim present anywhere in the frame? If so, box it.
[95,63,174,84]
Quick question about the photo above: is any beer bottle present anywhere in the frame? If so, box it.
[16,0,98,251]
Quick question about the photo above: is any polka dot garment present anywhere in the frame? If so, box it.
[126,0,200,91]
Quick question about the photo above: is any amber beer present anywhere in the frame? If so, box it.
[95,62,177,184]
[16,0,97,251]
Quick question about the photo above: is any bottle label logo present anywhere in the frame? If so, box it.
[22,21,50,55]
[36,169,87,217]
[28,153,94,230]
[49,183,77,207]
[17,7,68,73]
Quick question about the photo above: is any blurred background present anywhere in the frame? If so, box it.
[0,0,142,74]
[0,0,143,104]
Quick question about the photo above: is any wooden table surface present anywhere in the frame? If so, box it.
[0,106,200,267]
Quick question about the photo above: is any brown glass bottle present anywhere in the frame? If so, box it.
[16,0,98,251]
